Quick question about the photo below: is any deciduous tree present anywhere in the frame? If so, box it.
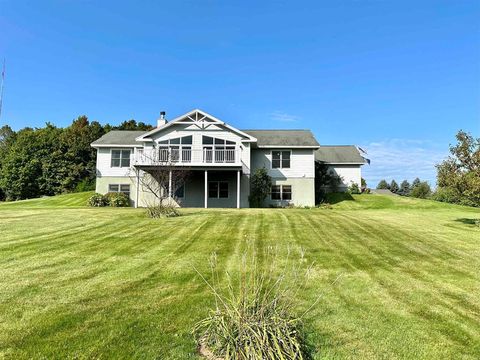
[435,130,480,206]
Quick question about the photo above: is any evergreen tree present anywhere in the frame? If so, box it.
[399,180,410,196]
[376,179,389,189]
[411,177,421,190]
[390,180,399,193]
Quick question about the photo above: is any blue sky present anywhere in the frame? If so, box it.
[1,1,479,187]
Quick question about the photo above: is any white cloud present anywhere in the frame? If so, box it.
[360,138,448,188]
[270,111,299,122]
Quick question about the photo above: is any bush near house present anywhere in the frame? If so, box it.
[88,193,108,207]
[104,192,130,207]
[314,163,343,203]
[348,182,361,194]
[248,167,272,208]
[88,192,130,207]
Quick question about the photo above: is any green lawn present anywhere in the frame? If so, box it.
[0,193,479,359]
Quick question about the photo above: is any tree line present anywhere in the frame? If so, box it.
[375,130,479,207]
[0,116,153,201]
[376,178,432,198]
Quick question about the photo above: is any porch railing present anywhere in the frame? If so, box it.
[134,148,240,166]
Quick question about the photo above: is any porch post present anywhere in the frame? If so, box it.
[135,168,140,209]
[168,170,172,198]
[204,170,208,208]
[237,170,241,209]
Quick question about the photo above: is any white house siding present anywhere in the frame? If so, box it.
[328,165,362,190]
[263,178,315,207]
[95,147,135,177]
[147,124,251,170]
[95,176,138,207]
[250,149,315,178]
[251,149,315,207]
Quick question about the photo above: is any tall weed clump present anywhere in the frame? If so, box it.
[194,247,330,360]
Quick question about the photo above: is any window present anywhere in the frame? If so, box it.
[282,185,292,200]
[208,181,229,198]
[271,185,281,200]
[202,136,236,163]
[272,151,291,169]
[271,185,292,201]
[157,136,192,162]
[111,150,131,167]
[108,184,130,198]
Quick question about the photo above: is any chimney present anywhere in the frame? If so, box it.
[157,111,167,127]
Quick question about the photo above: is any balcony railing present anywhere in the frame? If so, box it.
[134,148,240,166]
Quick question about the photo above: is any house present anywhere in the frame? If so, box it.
[91,109,367,208]
[315,145,367,191]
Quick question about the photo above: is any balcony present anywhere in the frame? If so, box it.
[134,148,241,167]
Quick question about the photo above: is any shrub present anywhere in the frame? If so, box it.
[75,178,95,192]
[249,167,272,208]
[410,181,431,199]
[88,193,107,207]
[348,182,361,194]
[194,249,315,360]
[146,203,180,218]
[315,188,327,203]
[314,163,343,203]
[104,192,130,207]
[432,187,461,204]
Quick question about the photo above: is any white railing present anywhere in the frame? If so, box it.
[135,148,240,166]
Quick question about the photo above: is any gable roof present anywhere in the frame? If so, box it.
[315,145,367,164]
[136,109,257,142]
[91,130,145,147]
[242,130,320,148]
[91,128,322,148]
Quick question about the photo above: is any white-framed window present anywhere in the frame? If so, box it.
[271,150,291,169]
[271,185,292,201]
[157,136,192,163]
[108,184,131,198]
[202,136,236,163]
[208,181,229,198]
[111,149,131,168]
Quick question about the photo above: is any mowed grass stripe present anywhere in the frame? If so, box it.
[0,194,479,359]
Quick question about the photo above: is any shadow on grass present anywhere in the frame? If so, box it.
[325,192,355,205]
[455,218,480,226]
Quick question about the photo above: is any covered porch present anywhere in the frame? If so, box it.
[134,166,246,208]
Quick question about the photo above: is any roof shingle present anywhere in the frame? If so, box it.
[91,130,146,146]
[242,130,320,147]
[315,146,366,164]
